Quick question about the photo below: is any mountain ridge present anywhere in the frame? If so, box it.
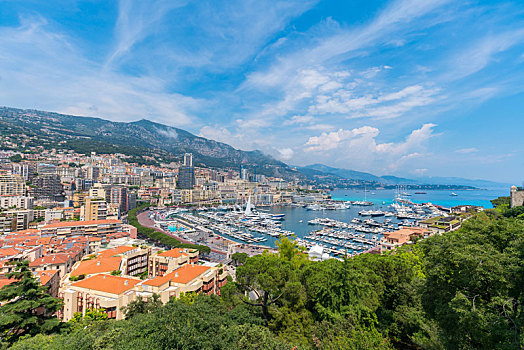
[0,106,299,178]
[302,163,509,189]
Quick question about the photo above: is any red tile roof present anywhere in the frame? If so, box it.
[0,278,13,289]
[97,246,135,258]
[43,219,121,229]
[168,265,211,284]
[71,256,122,276]
[29,253,71,266]
[71,274,139,294]
[158,248,187,259]
[35,270,59,285]
[0,248,21,257]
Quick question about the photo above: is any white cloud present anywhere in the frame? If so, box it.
[106,0,188,66]
[376,123,437,154]
[0,15,200,127]
[455,147,478,154]
[447,29,524,80]
[277,148,294,161]
[283,115,315,126]
[303,124,438,173]
[305,126,379,152]
[305,129,355,152]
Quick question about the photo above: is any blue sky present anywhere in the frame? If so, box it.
[1,0,524,183]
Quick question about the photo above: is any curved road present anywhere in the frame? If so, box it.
[137,211,227,255]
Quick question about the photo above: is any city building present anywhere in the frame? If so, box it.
[31,174,64,200]
[0,173,26,196]
[110,186,129,213]
[148,248,199,277]
[510,185,524,208]
[380,227,430,252]
[81,197,108,221]
[177,153,195,190]
[40,219,123,237]
[0,195,33,209]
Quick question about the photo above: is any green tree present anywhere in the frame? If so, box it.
[236,253,293,325]
[69,308,108,330]
[122,294,162,319]
[231,252,248,266]
[9,154,22,163]
[420,215,524,349]
[275,236,309,268]
[0,261,62,344]
[503,205,524,218]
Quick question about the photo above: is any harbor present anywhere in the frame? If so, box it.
[146,190,452,258]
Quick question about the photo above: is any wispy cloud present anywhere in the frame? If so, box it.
[455,147,478,154]
[0,16,200,126]
[106,0,188,67]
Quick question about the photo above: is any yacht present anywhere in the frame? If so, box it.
[306,204,323,211]
[271,213,286,220]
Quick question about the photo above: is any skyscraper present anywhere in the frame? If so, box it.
[178,153,195,190]
[183,153,193,167]
[110,186,129,213]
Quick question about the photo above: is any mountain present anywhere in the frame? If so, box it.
[379,175,420,185]
[303,164,380,182]
[415,176,510,189]
[0,107,299,178]
[302,163,509,189]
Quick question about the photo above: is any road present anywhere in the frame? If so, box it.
[137,210,228,256]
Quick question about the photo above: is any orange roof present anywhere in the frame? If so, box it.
[384,227,428,238]
[158,248,187,259]
[35,270,59,285]
[71,256,122,276]
[43,219,121,229]
[71,274,140,294]
[142,274,172,287]
[13,229,40,235]
[0,278,13,288]
[106,232,130,239]
[0,248,21,257]
[167,265,211,284]
[88,237,103,242]
[29,253,71,266]
[37,237,52,245]
[98,246,136,258]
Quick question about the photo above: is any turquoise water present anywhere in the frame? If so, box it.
[168,226,187,232]
[330,188,508,209]
[201,188,509,248]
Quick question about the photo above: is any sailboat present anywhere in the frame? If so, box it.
[450,192,458,196]
[244,195,255,216]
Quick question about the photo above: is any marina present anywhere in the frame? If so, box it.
[148,190,454,257]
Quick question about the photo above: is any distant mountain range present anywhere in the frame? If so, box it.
[300,164,510,189]
[0,107,300,179]
[0,107,510,189]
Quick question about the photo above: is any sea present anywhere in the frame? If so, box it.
[243,187,509,248]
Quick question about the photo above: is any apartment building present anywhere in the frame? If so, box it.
[61,264,221,321]
[0,195,33,209]
[148,248,198,277]
[40,219,122,237]
[0,209,34,233]
[0,173,26,196]
[81,197,108,221]
[380,227,430,252]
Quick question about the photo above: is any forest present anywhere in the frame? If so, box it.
[1,208,523,349]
